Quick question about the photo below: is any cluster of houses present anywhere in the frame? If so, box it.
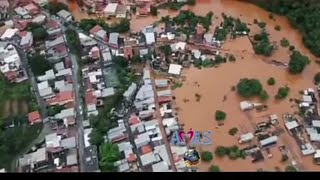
[236,88,320,167]
[104,68,189,172]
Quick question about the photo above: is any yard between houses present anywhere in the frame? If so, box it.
[0,77,39,120]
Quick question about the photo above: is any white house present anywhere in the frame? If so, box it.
[104,3,118,16]
[57,10,73,22]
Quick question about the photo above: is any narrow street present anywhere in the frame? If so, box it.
[146,63,177,172]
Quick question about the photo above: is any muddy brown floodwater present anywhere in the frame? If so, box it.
[170,0,320,172]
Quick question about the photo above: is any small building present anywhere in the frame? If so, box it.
[14,7,29,19]
[123,82,137,101]
[285,120,300,135]
[0,28,18,40]
[61,137,76,149]
[301,143,315,156]
[152,161,170,172]
[143,26,156,45]
[155,79,168,88]
[168,64,182,75]
[116,5,126,18]
[89,25,107,42]
[302,95,313,103]
[57,10,73,22]
[28,111,42,125]
[240,101,254,111]
[259,136,278,148]
[109,32,119,48]
[238,132,254,144]
[20,31,33,49]
[84,146,100,172]
[104,3,118,16]
[314,150,320,164]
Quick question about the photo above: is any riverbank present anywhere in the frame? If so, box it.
[171,0,320,172]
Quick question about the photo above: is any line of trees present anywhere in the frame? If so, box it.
[79,18,130,33]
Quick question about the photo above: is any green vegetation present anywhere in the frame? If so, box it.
[214,145,246,160]
[79,18,130,33]
[314,72,320,85]
[0,119,42,170]
[280,38,290,47]
[99,142,121,172]
[228,127,238,136]
[65,28,81,54]
[159,45,172,57]
[288,50,310,74]
[285,165,297,172]
[254,0,320,57]
[215,110,226,122]
[274,25,281,31]
[27,54,52,76]
[281,154,289,162]
[236,78,263,98]
[267,77,276,85]
[161,11,213,37]
[48,105,65,116]
[252,30,274,56]
[150,6,158,16]
[259,90,269,101]
[289,45,295,51]
[201,151,213,162]
[172,82,183,89]
[159,0,196,11]
[275,86,290,100]
[45,2,68,15]
[228,54,236,62]
[257,21,266,28]
[209,165,221,172]
[27,23,48,42]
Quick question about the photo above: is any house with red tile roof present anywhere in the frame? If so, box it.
[23,3,39,16]
[138,7,148,16]
[85,90,97,105]
[28,111,42,125]
[89,46,100,60]
[129,115,140,125]
[47,91,74,106]
[140,145,153,155]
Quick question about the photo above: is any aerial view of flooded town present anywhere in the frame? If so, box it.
[0,0,320,173]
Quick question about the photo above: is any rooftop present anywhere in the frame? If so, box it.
[84,146,100,172]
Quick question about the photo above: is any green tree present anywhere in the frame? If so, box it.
[228,127,238,136]
[274,25,281,31]
[89,129,105,147]
[280,38,290,47]
[99,142,121,172]
[288,50,310,74]
[209,165,221,172]
[215,110,226,122]
[285,165,297,172]
[259,90,269,101]
[186,0,196,6]
[289,45,295,51]
[236,78,263,98]
[47,2,68,15]
[275,86,290,100]
[111,18,130,33]
[48,105,65,116]
[314,72,320,85]
[150,6,158,16]
[257,21,266,28]
[201,151,213,162]
[28,54,51,76]
[159,44,172,57]
[267,77,276,85]
[65,28,81,54]
[215,146,228,157]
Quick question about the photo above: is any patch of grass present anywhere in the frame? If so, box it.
[172,82,183,89]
